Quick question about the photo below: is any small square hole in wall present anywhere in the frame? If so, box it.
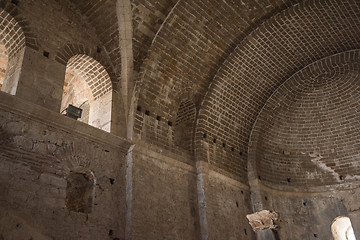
[109,178,115,185]
[11,0,18,5]
[222,143,226,148]
[287,178,291,183]
[231,147,234,152]
[244,228,247,235]
[213,138,216,143]
[156,116,161,121]
[43,51,50,58]
[108,229,113,236]
[136,106,142,112]
[97,46,101,53]
[145,110,150,115]
[168,121,172,126]
[240,151,243,156]
[203,133,207,138]
[313,233,318,238]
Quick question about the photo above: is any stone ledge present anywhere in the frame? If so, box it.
[0,91,132,152]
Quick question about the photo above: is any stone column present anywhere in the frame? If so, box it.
[196,160,209,240]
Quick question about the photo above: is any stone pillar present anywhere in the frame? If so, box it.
[1,48,25,95]
[196,161,209,240]
[110,82,127,137]
[15,47,66,111]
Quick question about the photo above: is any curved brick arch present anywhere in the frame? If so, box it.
[0,2,39,52]
[55,43,117,87]
[0,8,25,57]
[66,54,112,100]
[195,0,360,183]
[248,50,360,192]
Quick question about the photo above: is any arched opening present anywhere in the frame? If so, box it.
[0,9,26,94]
[331,216,356,240]
[61,55,112,132]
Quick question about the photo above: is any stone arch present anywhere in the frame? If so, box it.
[0,7,26,94]
[248,50,360,192]
[61,54,113,132]
[55,43,117,84]
[67,54,112,99]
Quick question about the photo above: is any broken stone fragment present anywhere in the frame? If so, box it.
[246,210,279,232]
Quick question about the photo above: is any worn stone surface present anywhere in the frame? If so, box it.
[0,0,360,239]
[0,93,129,239]
[129,144,200,240]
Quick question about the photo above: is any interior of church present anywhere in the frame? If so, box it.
[0,0,359,239]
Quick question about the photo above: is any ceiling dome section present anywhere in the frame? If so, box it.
[195,0,360,182]
[249,50,360,191]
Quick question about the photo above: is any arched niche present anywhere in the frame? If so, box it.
[0,8,26,95]
[65,170,96,214]
[61,54,112,132]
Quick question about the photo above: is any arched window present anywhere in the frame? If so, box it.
[0,9,26,94]
[61,55,112,132]
[332,216,357,240]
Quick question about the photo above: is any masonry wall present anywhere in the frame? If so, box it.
[0,92,130,240]
[129,143,200,240]
[200,164,255,240]
[252,186,360,240]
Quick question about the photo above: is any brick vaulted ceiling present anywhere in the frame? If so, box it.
[195,0,360,182]
[67,0,121,77]
[135,0,303,119]
[67,0,360,183]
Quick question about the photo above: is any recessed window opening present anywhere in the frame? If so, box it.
[65,171,96,213]
[0,9,26,95]
[60,55,112,132]
[331,216,356,240]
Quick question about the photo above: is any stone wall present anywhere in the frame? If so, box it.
[0,92,130,239]
[128,144,200,239]
[199,163,255,240]
[253,185,360,240]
